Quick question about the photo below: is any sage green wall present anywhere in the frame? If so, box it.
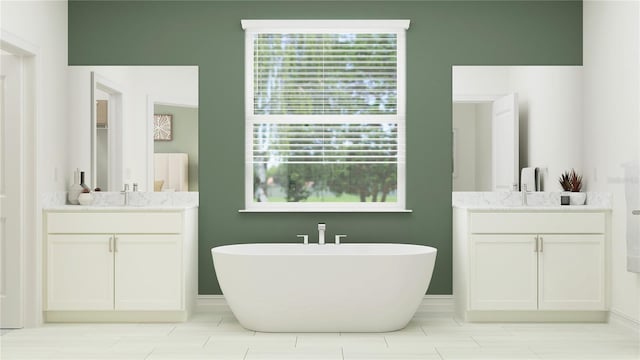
[68,0,582,295]
[154,105,199,191]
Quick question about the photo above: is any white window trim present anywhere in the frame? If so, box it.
[241,19,410,32]
[243,19,409,212]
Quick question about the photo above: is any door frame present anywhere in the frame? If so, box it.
[0,29,39,328]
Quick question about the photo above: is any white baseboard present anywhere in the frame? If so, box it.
[196,294,454,313]
[417,295,454,313]
[609,309,640,333]
[196,295,229,313]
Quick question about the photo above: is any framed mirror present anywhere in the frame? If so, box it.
[68,66,199,192]
[452,66,583,192]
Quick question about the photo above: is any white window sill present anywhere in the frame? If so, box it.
[239,209,413,213]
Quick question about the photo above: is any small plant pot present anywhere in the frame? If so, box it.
[78,192,94,206]
[569,192,586,205]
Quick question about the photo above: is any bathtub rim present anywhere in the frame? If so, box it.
[211,243,437,257]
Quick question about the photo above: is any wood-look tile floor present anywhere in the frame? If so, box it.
[1,311,638,359]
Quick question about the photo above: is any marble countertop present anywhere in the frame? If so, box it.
[44,205,198,212]
[453,204,611,211]
[42,191,199,210]
[452,191,612,211]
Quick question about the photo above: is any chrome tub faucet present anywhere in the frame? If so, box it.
[318,223,326,245]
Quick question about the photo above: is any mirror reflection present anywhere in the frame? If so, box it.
[94,88,110,190]
[153,104,198,192]
[452,66,582,192]
[68,66,199,192]
[91,73,123,192]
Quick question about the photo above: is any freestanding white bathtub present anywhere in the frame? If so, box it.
[211,243,437,332]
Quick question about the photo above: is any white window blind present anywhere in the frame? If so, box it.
[253,123,399,164]
[253,33,398,115]
[243,20,409,211]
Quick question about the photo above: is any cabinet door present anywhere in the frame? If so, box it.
[470,235,538,310]
[538,234,605,310]
[114,234,182,310]
[47,234,114,310]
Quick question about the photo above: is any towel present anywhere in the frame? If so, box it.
[520,167,536,192]
[623,159,640,273]
[535,167,548,192]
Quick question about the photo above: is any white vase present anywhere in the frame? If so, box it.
[68,170,83,205]
[569,192,586,205]
[77,192,94,206]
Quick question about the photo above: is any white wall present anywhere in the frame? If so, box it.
[453,66,583,191]
[1,0,68,327]
[67,66,198,191]
[2,1,68,191]
[583,0,640,324]
[452,66,511,98]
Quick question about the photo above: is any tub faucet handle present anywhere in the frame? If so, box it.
[335,235,347,244]
[296,234,309,245]
[317,223,326,245]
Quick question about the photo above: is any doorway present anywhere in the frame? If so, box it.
[452,94,519,192]
[452,101,493,191]
[0,32,37,329]
[91,72,123,192]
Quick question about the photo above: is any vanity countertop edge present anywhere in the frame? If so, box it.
[452,205,612,211]
[44,205,198,212]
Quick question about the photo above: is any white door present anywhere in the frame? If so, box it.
[470,234,538,310]
[0,54,24,328]
[114,235,182,310]
[538,234,606,310]
[47,235,114,310]
[492,93,519,191]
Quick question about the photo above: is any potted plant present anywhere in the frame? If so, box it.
[559,169,586,205]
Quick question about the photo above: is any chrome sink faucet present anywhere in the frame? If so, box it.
[121,184,130,206]
[522,184,530,206]
[318,223,326,245]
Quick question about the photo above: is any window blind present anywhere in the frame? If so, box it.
[252,123,399,164]
[252,33,398,115]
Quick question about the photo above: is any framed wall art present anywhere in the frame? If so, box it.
[154,114,173,141]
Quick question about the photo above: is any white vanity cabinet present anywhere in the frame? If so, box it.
[113,234,182,310]
[44,208,197,322]
[454,208,609,322]
[470,234,538,311]
[47,234,115,310]
[537,234,605,310]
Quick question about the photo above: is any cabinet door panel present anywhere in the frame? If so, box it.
[470,235,538,310]
[538,234,605,310]
[47,235,114,310]
[114,235,182,310]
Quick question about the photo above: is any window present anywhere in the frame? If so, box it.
[242,20,409,211]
